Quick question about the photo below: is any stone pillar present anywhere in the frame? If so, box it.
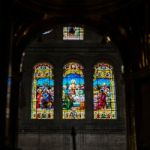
[0,0,13,149]
[124,73,137,150]
[8,46,22,149]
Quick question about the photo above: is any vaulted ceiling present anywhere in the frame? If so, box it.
[13,0,143,40]
[12,0,149,72]
[15,0,138,13]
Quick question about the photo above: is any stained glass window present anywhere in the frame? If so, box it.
[63,26,84,40]
[62,62,85,119]
[93,63,117,119]
[31,63,54,119]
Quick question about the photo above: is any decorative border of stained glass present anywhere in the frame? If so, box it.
[93,63,117,119]
[31,63,54,119]
[62,62,85,119]
[63,26,84,40]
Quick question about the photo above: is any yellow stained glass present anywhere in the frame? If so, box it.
[93,63,117,119]
[31,63,54,119]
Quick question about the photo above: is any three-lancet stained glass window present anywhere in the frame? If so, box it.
[31,63,54,119]
[31,62,117,120]
[62,62,85,119]
[93,63,117,119]
[63,26,84,40]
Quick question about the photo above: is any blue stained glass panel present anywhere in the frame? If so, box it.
[62,62,85,119]
[31,63,54,119]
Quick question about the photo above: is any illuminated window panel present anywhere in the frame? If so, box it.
[93,63,117,119]
[62,62,85,119]
[63,26,84,40]
[31,63,54,119]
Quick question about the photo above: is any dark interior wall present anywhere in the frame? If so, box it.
[17,25,127,150]
[0,1,149,149]
[134,77,150,150]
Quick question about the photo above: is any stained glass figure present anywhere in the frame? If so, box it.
[63,26,84,40]
[31,63,54,119]
[93,63,117,119]
[62,62,85,119]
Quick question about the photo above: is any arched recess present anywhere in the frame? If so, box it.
[93,62,117,119]
[62,61,85,119]
[31,63,54,119]
[17,24,127,150]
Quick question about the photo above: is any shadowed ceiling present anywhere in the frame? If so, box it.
[12,0,149,72]
[16,0,137,12]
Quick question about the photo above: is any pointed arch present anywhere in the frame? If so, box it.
[62,62,85,119]
[31,63,54,119]
[93,63,117,119]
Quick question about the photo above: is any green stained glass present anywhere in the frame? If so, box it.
[93,63,117,119]
[31,63,54,119]
[62,62,85,119]
[63,26,84,40]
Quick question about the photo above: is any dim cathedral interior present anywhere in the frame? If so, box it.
[0,0,150,150]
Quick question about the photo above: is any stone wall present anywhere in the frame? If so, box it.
[17,24,127,150]
[18,133,127,150]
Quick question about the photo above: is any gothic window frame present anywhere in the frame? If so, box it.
[62,61,86,120]
[31,62,54,120]
[93,62,117,120]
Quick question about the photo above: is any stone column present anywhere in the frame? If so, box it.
[0,0,13,149]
